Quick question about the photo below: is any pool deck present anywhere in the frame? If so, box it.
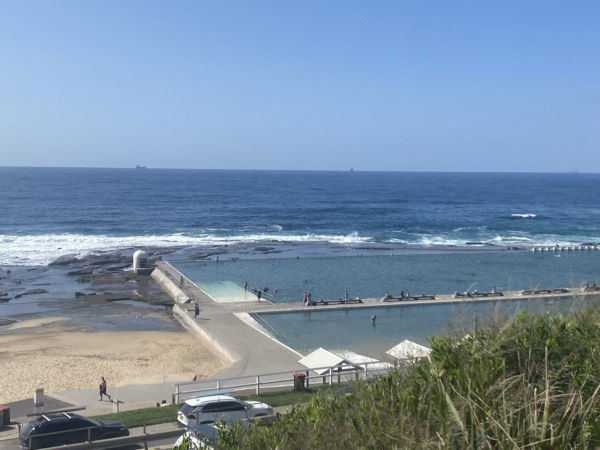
[225,288,598,315]
[155,260,599,377]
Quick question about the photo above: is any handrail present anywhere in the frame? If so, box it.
[233,281,274,301]
[156,262,203,304]
[248,312,280,339]
[172,360,397,402]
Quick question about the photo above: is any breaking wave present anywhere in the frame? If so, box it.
[511,214,537,218]
[0,232,372,266]
[1,230,597,266]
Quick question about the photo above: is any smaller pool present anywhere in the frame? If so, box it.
[197,281,258,303]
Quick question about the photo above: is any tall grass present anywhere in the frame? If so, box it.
[215,301,600,449]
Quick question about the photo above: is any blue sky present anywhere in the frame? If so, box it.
[1,1,599,171]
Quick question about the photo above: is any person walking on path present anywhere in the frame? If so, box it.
[194,303,199,319]
[257,290,262,302]
[244,281,248,291]
[99,376,111,401]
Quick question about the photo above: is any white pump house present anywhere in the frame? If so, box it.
[132,250,153,275]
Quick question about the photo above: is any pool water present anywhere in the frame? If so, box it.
[174,251,600,303]
[173,252,600,357]
[259,296,598,357]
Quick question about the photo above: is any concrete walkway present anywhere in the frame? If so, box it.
[153,262,303,380]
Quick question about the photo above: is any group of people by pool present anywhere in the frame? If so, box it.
[383,290,411,300]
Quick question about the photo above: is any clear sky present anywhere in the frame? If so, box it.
[1,1,599,172]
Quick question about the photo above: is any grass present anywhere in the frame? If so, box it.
[237,384,344,407]
[213,302,600,450]
[92,404,180,429]
[91,384,343,428]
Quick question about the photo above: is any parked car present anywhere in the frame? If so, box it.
[176,395,273,428]
[173,428,215,450]
[19,412,129,450]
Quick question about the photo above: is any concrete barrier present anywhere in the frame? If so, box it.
[173,304,238,364]
[39,428,182,450]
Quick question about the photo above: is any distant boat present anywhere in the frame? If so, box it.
[135,165,147,169]
[570,170,580,174]
[350,168,354,172]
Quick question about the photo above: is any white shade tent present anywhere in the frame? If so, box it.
[386,339,431,360]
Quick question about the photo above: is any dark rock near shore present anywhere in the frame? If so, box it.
[465,242,486,246]
[26,289,48,295]
[254,246,275,252]
[0,318,16,327]
[75,292,87,298]
[0,292,8,297]
[66,268,94,276]
[189,249,227,260]
[49,254,80,266]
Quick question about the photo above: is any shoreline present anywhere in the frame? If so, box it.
[0,317,225,404]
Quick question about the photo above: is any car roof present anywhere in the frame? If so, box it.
[185,395,238,406]
[31,413,88,425]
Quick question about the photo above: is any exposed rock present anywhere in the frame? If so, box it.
[77,276,92,283]
[10,279,22,285]
[0,318,16,327]
[49,254,80,266]
[254,246,275,252]
[188,249,227,260]
[0,292,8,297]
[0,298,10,303]
[14,294,22,299]
[65,269,94,276]
[25,289,48,295]
[75,292,87,298]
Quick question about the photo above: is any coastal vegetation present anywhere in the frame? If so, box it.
[213,303,600,449]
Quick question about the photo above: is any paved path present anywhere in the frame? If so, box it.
[155,262,303,380]
[226,288,598,315]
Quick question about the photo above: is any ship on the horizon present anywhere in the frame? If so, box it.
[135,165,147,169]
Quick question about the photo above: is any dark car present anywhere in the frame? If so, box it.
[19,412,129,450]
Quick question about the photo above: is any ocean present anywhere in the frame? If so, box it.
[1,167,599,266]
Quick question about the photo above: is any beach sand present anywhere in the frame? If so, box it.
[0,318,225,403]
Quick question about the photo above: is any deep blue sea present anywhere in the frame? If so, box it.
[1,167,599,266]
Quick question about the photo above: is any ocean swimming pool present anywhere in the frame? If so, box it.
[258,295,599,357]
[173,252,600,356]
[174,251,600,303]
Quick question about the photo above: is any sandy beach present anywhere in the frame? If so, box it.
[0,317,225,403]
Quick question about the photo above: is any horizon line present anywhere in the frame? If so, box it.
[0,165,593,175]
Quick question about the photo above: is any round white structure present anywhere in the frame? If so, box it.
[133,250,152,274]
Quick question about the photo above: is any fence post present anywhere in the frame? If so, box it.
[256,376,260,395]
[217,380,221,391]
[305,371,310,389]
[175,385,180,404]
[87,428,91,443]
[365,364,369,380]
[328,368,333,386]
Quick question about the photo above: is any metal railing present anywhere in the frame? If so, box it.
[156,262,204,304]
[233,281,275,301]
[248,312,280,339]
[173,360,393,403]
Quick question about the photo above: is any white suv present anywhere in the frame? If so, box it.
[177,395,273,427]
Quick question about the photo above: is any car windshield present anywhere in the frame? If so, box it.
[86,418,102,427]
[179,403,194,414]
[21,424,34,435]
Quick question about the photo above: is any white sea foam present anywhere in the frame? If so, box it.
[0,232,372,266]
[511,214,537,218]
[270,224,284,231]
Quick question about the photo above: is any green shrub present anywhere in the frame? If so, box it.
[215,303,600,449]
